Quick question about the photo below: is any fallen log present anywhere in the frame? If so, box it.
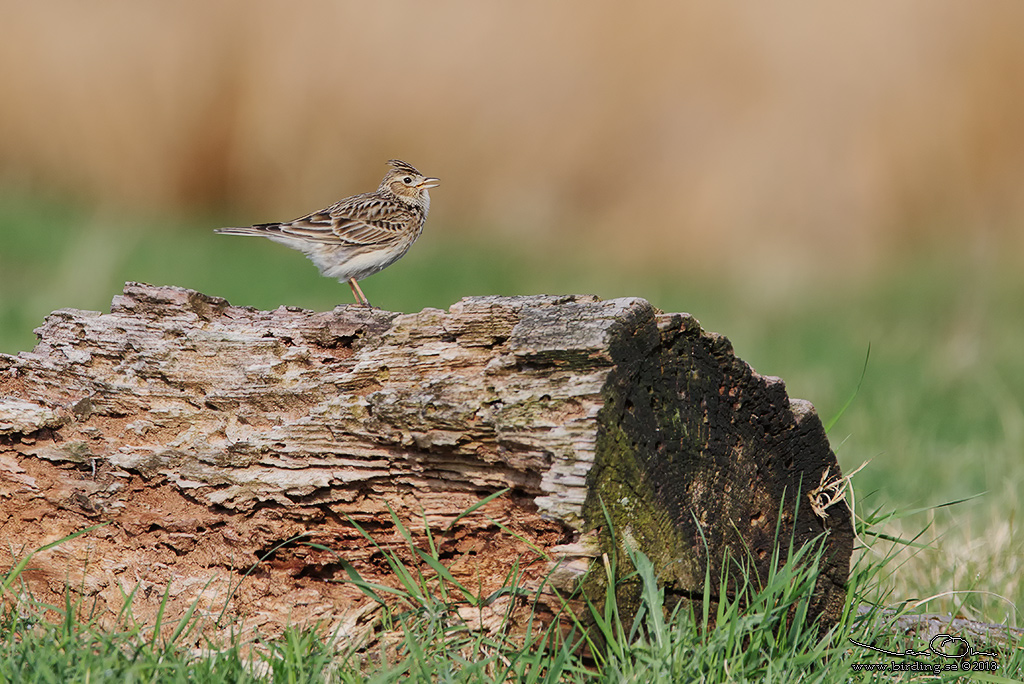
[0,282,852,643]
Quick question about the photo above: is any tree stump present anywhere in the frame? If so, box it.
[0,283,852,643]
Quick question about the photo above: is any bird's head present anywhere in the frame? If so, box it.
[380,159,440,207]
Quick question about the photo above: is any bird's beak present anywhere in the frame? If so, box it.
[417,177,441,189]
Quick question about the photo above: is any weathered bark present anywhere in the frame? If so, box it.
[0,283,852,643]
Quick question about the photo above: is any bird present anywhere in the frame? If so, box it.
[215,159,439,307]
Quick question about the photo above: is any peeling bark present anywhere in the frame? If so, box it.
[0,283,852,642]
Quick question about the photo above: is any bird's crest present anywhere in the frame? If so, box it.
[387,159,422,176]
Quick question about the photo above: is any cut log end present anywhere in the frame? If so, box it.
[0,282,852,642]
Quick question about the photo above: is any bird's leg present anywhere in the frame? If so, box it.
[348,278,372,307]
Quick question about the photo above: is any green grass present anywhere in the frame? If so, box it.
[3,502,1022,682]
[2,192,1024,678]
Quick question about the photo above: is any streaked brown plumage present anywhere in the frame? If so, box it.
[216,159,439,306]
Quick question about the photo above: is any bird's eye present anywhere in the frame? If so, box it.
[403,176,413,184]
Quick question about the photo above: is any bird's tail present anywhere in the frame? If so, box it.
[214,225,279,236]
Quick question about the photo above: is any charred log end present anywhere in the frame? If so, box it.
[581,308,853,631]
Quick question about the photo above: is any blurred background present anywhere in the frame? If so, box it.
[1,1,1023,618]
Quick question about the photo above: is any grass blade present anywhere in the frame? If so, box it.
[824,342,870,433]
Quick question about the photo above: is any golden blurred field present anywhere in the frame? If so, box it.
[2,1,1023,282]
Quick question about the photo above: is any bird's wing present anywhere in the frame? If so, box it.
[268,197,414,247]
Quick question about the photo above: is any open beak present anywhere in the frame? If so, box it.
[417,177,441,189]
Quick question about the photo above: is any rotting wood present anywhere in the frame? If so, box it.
[0,282,853,644]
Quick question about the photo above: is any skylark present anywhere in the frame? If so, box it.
[216,159,439,307]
